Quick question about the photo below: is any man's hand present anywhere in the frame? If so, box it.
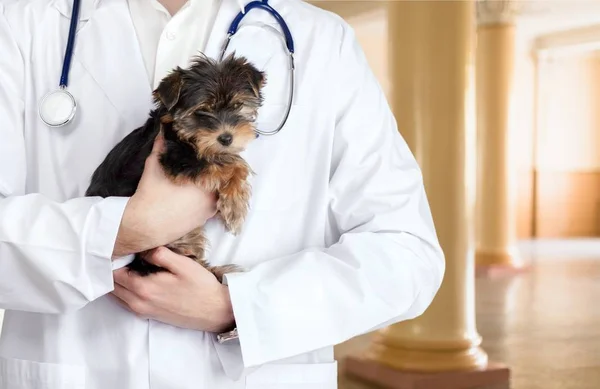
[113,134,218,258]
[111,247,235,333]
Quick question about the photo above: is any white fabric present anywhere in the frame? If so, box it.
[127,0,171,86]
[127,0,223,88]
[0,0,445,388]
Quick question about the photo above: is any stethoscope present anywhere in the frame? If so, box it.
[39,0,295,137]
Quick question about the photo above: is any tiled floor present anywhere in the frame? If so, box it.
[336,239,600,389]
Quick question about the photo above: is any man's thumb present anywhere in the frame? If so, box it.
[142,247,179,273]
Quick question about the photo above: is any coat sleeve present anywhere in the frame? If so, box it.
[214,21,445,373]
[0,5,126,314]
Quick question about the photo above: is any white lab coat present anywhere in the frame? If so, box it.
[0,0,445,388]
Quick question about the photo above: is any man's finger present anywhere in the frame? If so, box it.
[143,133,165,171]
[111,283,137,304]
[142,247,188,275]
[114,267,160,302]
[111,286,149,318]
[113,268,138,290]
[150,133,165,156]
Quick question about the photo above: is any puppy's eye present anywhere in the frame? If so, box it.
[196,103,215,112]
[232,102,243,110]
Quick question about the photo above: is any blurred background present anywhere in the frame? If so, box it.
[306,1,600,388]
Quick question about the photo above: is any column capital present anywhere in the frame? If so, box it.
[476,0,519,26]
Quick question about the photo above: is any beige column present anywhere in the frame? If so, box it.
[345,1,509,386]
[367,0,485,371]
[475,1,521,267]
[386,1,419,154]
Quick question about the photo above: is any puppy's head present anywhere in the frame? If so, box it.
[153,54,266,157]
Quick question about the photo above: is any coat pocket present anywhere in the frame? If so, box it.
[0,357,85,389]
[245,362,338,389]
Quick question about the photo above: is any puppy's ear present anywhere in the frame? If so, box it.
[153,68,183,110]
[224,55,266,99]
[246,66,266,99]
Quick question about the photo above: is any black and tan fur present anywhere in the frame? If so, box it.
[85,54,265,281]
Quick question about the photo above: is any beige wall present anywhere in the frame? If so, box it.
[537,52,600,171]
[512,42,600,237]
[533,51,600,237]
[508,13,600,238]
[467,13,600,239]
[510,10,600,173]
[510,23,537,238]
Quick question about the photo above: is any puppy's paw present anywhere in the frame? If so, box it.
[217,182,250,235]
[220,206,246,235]
[209,264,245,284]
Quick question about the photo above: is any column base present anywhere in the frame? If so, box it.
[344,356,510,389]
[475,248,528,277]
[475,249,527,277]
[366,341,489,372]
[475,263,530,278]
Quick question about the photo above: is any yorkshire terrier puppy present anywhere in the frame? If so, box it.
[85,54,265,281]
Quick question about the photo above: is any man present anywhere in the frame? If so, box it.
[0,0,445,388]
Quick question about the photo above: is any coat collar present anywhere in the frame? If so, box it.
[50,0,99,21]
[50,0,248,21]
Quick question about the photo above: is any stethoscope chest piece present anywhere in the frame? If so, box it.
[40,0,81,128]
[39,87,77,127]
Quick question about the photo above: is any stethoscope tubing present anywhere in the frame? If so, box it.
[221,0,296,136]
[219,22,295,137]
[229,0,294,54]
[60,0,81,88]
[44,0,295,136]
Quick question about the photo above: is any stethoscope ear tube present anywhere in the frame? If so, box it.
[219,10,296,137]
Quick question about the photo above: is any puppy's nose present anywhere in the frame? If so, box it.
[217,133,233,146]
